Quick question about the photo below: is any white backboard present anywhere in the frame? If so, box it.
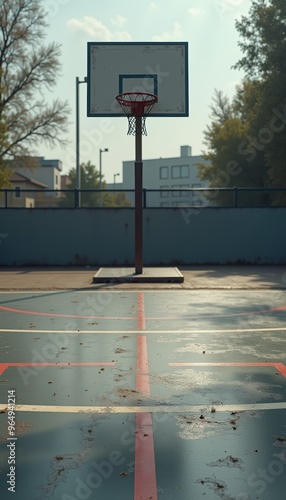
[87,42,189,117]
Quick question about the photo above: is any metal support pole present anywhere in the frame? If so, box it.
[75,77,81,208]
[99,149,102,207]
[75,77,87,208]
[134,117,143,274]
[99,148,108,207]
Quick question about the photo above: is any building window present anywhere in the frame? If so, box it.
[14,186,21,198]
[160,185,169,198]
[181,165,189,178]
[172,184,190,197]
[55,175,58,186]
[171,166,180,178]
[160,166,168,180]
[160,202,169,207]
[171,165,189,179]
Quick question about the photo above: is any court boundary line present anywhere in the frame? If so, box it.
[0,362,115,376]
[1,327,286,334]
[1,402,286,413]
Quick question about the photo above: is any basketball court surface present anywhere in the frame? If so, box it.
[0,269,286,499]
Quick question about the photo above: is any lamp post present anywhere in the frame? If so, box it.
[76,76,87,208]
[113,173,119,189]
[99,148,108,207]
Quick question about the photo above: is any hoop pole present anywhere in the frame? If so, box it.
[135,116,143,274]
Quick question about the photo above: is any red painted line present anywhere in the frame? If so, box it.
[169,362,286,377]
[0,305,132,321]
[136,336,150,395]
[137,292,146,330]
[275,363,286,378]
[0,363,9,375]
[3,362,115,368]
[134,412,157,500]
[0,362,115,375]
[135,335,157,500]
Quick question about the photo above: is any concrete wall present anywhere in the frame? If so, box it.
[0,208,285,266]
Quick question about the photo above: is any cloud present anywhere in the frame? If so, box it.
[111,14,127,28]
[188,7,206,16]
[67,16,131,41]
[152,22,183,41]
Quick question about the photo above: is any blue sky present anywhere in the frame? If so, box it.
[41,0,253,182]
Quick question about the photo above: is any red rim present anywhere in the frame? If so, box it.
[116,92,158,107]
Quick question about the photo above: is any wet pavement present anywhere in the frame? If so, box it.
[0,273,286,499]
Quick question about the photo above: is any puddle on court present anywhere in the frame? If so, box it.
[151,369,283,399]
[176,413,240,441]
[153,369,216,389]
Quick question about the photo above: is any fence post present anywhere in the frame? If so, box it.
[5,189,8,208]
[143,188,146,208]
[74,188,79,208]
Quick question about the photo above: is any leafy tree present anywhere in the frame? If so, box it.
[60,162,131,208]
[198,89,269,206]
[199,0,286,205]
[233,0,286,79]
[0,0,69,187]
[233,0,286,186]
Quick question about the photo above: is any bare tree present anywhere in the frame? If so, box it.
[0,0,70,184]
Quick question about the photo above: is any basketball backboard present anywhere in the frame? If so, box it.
[87,42,188,117]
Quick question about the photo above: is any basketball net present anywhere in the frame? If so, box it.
[115,92,158,135]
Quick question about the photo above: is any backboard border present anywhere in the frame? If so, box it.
[87,41,189,118]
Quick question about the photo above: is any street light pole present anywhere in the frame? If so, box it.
[99,148,108,207]
[76,76,87,208]
[113,173,119,189]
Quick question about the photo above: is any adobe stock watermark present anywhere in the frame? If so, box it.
[245,449,286,497]
[180,101,286,225]
[17,324,78,386]
[60,412,168,500]
[180,159,241,224]
[46,0,71,18]
[64,119,115,170]
[214,0,247,20]
[238,105,286,163]
[17,279,125,386]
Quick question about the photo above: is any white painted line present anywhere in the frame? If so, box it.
[0,402,286,414]
[0,290,282,294]
[1,327,286,334]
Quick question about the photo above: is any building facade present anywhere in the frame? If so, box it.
[0,172,47,208]
[108,145,208,207]
[9,156,62,196]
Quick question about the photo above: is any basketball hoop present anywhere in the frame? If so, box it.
[116,92,158,135]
